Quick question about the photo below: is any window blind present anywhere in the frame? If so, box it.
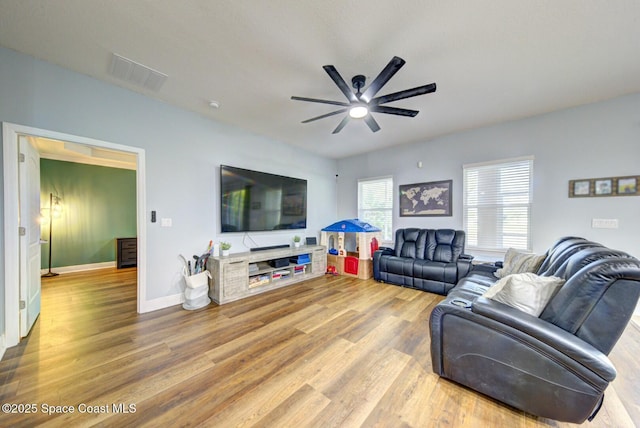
[358,176,393,241]
[463,157,533,252]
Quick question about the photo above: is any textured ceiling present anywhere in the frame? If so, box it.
[1,1,639,159]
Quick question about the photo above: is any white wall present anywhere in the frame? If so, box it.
[337,92,640,260]
[0,47,338,309]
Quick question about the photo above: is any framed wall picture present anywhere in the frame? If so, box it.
[594,179,613,196]
[569,179,591,197]
[400,179,452,217]
[617,176,638,195]
[569,175,640,198]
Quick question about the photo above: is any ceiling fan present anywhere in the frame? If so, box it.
[291,56,436,134]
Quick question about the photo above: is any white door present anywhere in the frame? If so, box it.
[19,135,42,337]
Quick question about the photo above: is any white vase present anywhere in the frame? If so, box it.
[221,249,230,256]
[294,242,300,248]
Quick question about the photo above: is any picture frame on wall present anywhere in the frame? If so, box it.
[569,175,640,198]
[570,179,591,197]
[594,179,613,196]
[617,176,638,195]
[399,179,452,217]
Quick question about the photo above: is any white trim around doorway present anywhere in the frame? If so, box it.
[2,122,147,348]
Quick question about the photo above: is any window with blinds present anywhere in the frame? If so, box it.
[358,176,393,241]
[463,157,533,252]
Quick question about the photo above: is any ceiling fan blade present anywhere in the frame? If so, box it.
[302,108,349,123]
[291,96,350,107]
[370,105,419,117]
[359,56,406,103]
[332,115,350,134]
[364,115,381,132]
[371,83,437,105]
[323,65,359,103]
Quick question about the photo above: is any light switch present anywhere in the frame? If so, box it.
[161,218,172,227]
[591,218,618,229]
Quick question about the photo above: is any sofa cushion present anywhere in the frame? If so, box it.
[537,238,602,276]
[379,256,414,276]
[483,272,565,317]
[395,228,425,259]
[553,247,634,280]
[412,259,458,291]
[423,229,465,262]
[539,257,640,353]
[495,248,546,278]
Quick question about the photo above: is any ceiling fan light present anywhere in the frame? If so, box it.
[349,105,368,119]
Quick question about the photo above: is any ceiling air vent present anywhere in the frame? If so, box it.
[108,53,167,91]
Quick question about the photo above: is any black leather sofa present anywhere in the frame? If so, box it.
[430,237,640,423]
[373,228,473,295]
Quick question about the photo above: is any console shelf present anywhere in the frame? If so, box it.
[207,245,326,305]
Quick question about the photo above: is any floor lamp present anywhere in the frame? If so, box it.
[42,192,61,278]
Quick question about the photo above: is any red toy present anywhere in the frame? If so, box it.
[326,265,338,275]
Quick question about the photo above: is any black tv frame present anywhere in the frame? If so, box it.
[220,165,307,233]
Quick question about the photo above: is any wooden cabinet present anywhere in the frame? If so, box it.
[207,245,326,305]
[116,237,137,269]
[222,260,249,299]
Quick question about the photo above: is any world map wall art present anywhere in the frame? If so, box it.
[399,180,452,217]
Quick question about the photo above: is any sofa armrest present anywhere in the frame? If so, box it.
[471,297,616,381]
[373,247,395,280]
[456,253,474,279]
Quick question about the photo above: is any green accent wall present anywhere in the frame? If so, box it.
[40,159,136,268]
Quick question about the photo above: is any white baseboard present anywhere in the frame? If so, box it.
[0,334,6,361]
[40,261,116,275]
[139,293,184,313]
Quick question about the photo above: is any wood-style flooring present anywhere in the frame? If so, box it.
[0,268,638,427]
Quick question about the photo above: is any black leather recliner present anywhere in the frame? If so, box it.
[373,228,473,295]
[430,237,640,423]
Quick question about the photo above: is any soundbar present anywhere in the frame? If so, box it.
[250,244,291,252]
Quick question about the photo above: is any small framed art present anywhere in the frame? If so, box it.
[569,175,640,198]
[594,179,613,196]
[569,180,591,197]
[617,176,638,195]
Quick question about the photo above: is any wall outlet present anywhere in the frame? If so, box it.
[591,218,618,229]
[160,218,172,227]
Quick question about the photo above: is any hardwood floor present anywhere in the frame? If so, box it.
[0,268,638,427]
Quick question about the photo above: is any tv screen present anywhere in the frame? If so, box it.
[220,165,307,232]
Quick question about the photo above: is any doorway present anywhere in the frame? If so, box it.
[3,122,147,348]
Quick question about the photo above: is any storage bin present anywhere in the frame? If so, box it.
[185,271,211,289]
[183,270,211,310]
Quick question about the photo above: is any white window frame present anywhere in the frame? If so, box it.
[357,175,394,242]
[463,156,534,256]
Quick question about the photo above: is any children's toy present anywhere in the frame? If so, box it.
[320,219,383,279]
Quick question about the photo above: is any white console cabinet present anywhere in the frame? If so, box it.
[207,245,327,305]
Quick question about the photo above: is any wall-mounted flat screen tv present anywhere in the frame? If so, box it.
[220,165,307,232]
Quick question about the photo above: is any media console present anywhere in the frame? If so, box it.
[207,245,327,305]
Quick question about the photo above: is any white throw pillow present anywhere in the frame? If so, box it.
[483,272,565,317]
[494,248,546,279]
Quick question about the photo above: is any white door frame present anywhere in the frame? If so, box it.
[3,122,147,347]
